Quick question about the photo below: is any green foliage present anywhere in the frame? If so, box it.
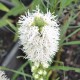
[12,61,31,80]
[0,66,32,79]
[0,19,8,27]
[6,20,17,31]
[49,0,59,12]
[11,0,21,6]
[0,3,10,12]
[3,4,26,18]
[63,28,80,42]
[0,1,27,40]
[59,0,73,14]
[63,41,80,45]
[29,0,47,12]
[59,12,79,46]
[49,65,80,73]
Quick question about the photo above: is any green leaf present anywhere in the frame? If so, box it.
[59,16,72,46]
[49,0,59,12]
[0,19,7,27]
[0,66,32,78]
[3,4,26,18]
[60,0,73,7]
[63,41,80,45]
[12,61,29,80]
[49,66,80,73]
[13,31,18,41]
[11,0,21,6]
[30,0,46,12]
[22,69,26,80]
[0,19,17,32]
[59,0,73,14]
[0,3,9,12]
[56,77,60,80]
[59,13,78,46]
[64,28,80,41]
[6,20,17,31]
[30,0,41,9]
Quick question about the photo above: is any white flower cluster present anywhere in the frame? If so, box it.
[0,70,9,80]
[18,7,60,66]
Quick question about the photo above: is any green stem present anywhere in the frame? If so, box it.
[0,66,32,78]
[12,60,32,80]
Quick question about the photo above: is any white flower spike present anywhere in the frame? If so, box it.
[0,70,10,80]
[18,6,60,66]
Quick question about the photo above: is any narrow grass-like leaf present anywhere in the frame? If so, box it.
[69,26,80,28]
[0,19,7,27]
[59,0,73,15]
[59,16,72,46]
[49,0,59,12]
[64,28,80,41]
[0,3,9,12]
[60,12,77,39]
[0,66,32,78]
[3,4,26,18]
[59,12,78,46]
[49,66,80,73]
[22,69,26,80]
[6,20,17,31]
[30,0,46,12]
[29,0,41,10]
[11,0,21,6]
[12,61,29,80]
[56,77,60,80]
[63,41,80,45]
[60,0,73,8]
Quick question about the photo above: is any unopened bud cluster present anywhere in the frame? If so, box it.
[31,62,49,80]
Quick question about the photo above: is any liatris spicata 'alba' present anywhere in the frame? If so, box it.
[18,6,60,80]
[0,70,9,80]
